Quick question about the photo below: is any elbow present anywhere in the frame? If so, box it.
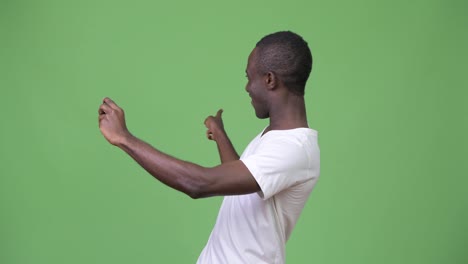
[186,185,208,199]
[187,190,202,199]
[186,180,213,199]
[179,167,215,199]
[185,184,202,199]
[181,169,213,200]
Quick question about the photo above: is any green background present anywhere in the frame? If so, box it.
[1,0,467,263]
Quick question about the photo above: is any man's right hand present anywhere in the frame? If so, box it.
[98,97,132,146]
[204,109,225,141]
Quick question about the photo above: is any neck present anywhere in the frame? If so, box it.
[266,92,308,133]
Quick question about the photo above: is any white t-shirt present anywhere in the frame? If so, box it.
[197,127,320,264]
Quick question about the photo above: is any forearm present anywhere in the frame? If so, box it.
[214,130,240,163]
[117,134,209,198]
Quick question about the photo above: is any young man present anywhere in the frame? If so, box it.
[98,31,320,263]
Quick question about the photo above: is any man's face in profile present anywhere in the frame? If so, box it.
[245,48,269,119]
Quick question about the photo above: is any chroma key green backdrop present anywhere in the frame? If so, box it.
[1,0,467,263]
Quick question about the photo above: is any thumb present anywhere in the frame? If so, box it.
[216,109,223,118]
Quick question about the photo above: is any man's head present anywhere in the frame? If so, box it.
[245,31,312,118]
[255,31,312,96]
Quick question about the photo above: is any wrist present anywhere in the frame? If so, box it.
[115,131,135,149]
[212,127,227,141]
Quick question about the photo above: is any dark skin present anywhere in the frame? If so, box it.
[204,109,240,163]
[98,47,309,198]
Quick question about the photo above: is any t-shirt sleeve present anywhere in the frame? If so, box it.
[240,135,312,200]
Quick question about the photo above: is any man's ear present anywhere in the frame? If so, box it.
[265,72,277,90]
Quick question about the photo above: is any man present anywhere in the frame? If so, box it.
[98,31,320,263]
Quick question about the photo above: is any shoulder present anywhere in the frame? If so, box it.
[260,128,318,152]
[240,128,319,200]
[245,128,318,166]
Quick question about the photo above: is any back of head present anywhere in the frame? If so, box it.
[255,31,312,96]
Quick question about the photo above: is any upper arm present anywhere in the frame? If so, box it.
[196,136,315,200]
[191,134,317,199]
[194,160,260,198]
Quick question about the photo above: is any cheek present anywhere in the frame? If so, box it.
[251,84,264,101]
[249,80,260,97]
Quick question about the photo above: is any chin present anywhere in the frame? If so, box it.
[255,111,269,119]
[252,103,269,119]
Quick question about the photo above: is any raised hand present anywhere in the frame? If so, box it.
[204,109,225,141]
[98,97,131,146]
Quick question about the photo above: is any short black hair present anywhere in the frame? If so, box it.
[255,31,312,95]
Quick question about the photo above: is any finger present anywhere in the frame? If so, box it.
[204,116,214,127]
[99,103,112,115]
[206,130,213,140]
[98,113,106,123]
[103,97,119,111]
[216,109,223,118]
